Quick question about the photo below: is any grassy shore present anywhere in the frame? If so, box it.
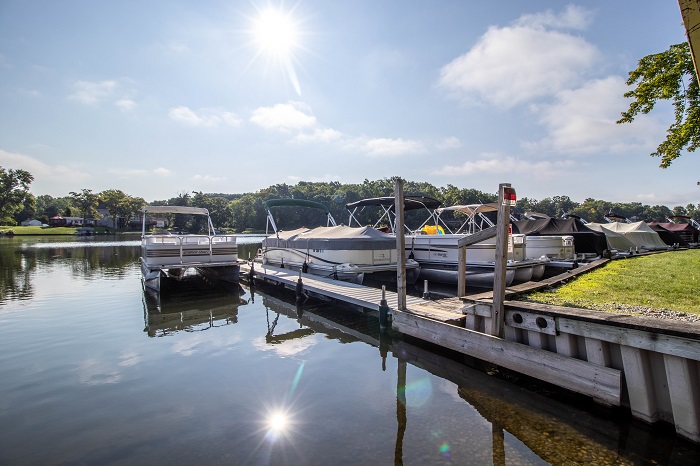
[521,249,700,316]
[0,225,114,235]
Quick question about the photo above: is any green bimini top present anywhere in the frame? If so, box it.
[264,199,330,213]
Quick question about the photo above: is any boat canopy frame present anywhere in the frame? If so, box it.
[264,199,337,235]
[141,205,216,237]
[433,203,502,234]
[345,196,442,233]
[667,215,700,230]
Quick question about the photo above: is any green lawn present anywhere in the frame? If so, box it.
[0,225,114,235]
[521,249,700,316]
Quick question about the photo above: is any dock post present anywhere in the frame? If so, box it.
[379,285,390,330]
[490,182,515,338]
[457,246,466,297]
[295,270,305,304]
[423,280,429,299]
[394,177,407,311]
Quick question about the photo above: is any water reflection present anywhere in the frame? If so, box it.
[257,288,700,465]
[0,235,265,304]
[0,236,140,302]
[142,280,246,337]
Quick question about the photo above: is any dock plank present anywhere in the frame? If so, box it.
[241,263,462,322]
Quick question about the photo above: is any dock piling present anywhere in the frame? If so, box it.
[295,270,305,303]
[394,178,407,311]
[379,285,390,330]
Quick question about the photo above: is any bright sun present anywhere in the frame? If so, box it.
[248,6,304,95]
[253,8,298,57]
[268,411,288,432]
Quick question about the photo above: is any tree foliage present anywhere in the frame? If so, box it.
[98,189,145,230]
[69,189,100,225]
[618,42,700,168]
[0,166,34,224]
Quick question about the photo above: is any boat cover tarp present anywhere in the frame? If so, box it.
[263,226,396,250]
[587,222,667,250]
[511,218,608,255]
[585,223,638,251]
[647,224,688,246]
[649,222,699,243]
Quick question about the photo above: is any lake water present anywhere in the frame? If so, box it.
[1,235,698,465]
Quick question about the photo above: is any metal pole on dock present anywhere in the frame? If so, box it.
[379,285,390,330]
[490,183,515,338]
[394,177,407,311]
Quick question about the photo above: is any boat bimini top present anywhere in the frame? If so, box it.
[264,199,337,236]
[434,203,500,234]
[345,196,442,233]
[141,205,216,237]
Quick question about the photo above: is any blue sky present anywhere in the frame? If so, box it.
[1,1,697,206]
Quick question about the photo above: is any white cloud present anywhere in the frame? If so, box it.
[68,80,118,105]
[515,4,594,30]
[0,149,90,184]
[169,42,191,53]
[169,106,242,128]
[115,98,136,111]
[345,137,426,157]
[438,7,599,108]
[108,167,173,177]
[432,154,575,179]
[192,174,226,182]
[250,101,317,132]
[153,167,173,177]
[292,128,343,143]
[436,137,462,150]
[523,76,665,154]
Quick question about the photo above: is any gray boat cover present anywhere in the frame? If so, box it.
[263,226,396,250]
[587,222,667,250]
[511,218,608,255]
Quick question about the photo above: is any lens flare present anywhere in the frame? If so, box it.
[247,5,305,95]
[268,411,288,432]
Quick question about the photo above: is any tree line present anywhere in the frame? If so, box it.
[2,167,699,232]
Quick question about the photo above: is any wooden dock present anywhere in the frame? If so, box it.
[240,262,466,324]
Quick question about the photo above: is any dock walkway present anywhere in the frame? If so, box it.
[239,262,466,324]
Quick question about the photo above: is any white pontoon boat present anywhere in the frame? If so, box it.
[346,197,546,288]
[258,199,420,285]
[140,206,240,291]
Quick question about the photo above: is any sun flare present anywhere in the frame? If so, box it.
[253,8,298,57]
[247,6,305,95]
[268,411,288,432]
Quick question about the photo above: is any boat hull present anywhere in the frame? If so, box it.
[260,248,421,285]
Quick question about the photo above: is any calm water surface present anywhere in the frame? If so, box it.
[0,235,698,465]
